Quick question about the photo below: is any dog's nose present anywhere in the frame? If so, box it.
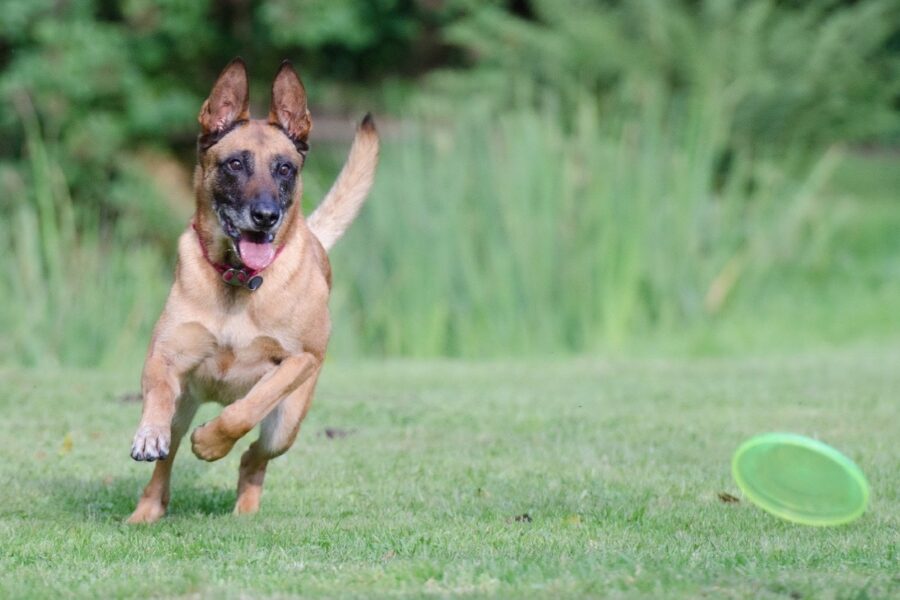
[250,200,280,229]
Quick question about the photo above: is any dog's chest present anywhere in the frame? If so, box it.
[189,311,297,402]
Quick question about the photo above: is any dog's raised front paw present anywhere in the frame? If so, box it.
[190,419,236,462]
[131,424,171,462]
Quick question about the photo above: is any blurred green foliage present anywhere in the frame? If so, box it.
[0,0,898,365]
[433,0,900,147]
[0,0,459,244]
[2,0,896,232]
[330,100,821,355]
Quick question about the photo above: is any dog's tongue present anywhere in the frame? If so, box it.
[238,239,276,271]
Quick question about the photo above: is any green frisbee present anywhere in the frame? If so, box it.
[732,433,869,526]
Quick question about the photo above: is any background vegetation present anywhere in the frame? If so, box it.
[2,5,898,598]
[1,0,898,366]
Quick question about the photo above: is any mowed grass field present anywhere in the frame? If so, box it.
[0,348,897,599]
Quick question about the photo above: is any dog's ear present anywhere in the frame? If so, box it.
[198,58,250,134]
[268,60,312,144]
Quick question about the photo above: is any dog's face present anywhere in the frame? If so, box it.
[195,59,312,270]
[200,121,303,270]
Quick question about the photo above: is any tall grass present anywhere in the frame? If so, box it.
[327,87,842,357]
[1,97,170,368]
[0,88,852,366]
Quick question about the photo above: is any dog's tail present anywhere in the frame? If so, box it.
[307,114,379,252]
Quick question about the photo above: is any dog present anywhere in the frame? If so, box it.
[127,58,378,523]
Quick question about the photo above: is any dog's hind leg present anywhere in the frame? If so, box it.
[127,396,200,524]
[233,367,321,515]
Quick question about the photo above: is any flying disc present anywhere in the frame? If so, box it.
[732,433,869,526]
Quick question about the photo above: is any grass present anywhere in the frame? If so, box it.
[1,346,897,598]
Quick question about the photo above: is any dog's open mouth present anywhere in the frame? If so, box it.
[218,211,277,271]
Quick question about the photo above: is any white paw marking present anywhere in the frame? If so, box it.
[130,425,171,462]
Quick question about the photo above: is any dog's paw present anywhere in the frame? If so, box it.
[126,499,167,524]
[191,420,236,462]
[131,424,171,462]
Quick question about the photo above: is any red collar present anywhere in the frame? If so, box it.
[192,221,284,291]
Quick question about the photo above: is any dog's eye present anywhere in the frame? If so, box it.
[227,159,243,172]
[277,163,293,177]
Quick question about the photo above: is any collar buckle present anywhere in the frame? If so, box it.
[222,268,246,286]
[222,268,264,291]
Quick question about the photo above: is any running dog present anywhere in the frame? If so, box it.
[127,58,378,523]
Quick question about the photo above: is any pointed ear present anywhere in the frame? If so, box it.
[268,60,312,143]
[198,58,250,135]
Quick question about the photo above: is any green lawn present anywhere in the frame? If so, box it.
[1,348,898,598]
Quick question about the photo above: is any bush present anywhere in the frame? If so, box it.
[432,0,900,149]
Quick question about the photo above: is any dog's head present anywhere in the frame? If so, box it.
[194,58,312,271]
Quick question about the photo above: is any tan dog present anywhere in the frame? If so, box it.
[127,58,378,524]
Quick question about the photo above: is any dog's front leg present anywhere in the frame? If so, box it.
[190,352,318,461]
[131,323,214,461]
[128,350,199,524]
[131,351,186,462]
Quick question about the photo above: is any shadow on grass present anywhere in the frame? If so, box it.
[44,474,236,521]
